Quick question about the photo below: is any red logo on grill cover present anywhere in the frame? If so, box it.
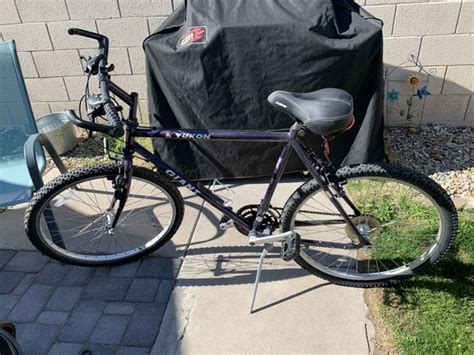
[177,26,208,49]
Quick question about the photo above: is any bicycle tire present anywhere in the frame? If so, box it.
[25,164,184,266]
[280,163,458,287]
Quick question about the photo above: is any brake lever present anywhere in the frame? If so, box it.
[79,55,91,71]
[79,54,115,76]
[89,106,106,119]
[82,54,105,75]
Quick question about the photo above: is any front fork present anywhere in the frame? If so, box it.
[108,152,133,229]
[107,140,135,230]
[106,93,139,230]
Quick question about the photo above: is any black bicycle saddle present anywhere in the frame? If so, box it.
[268,88,354,136]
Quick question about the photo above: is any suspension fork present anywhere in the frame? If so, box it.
[292,141,369,246]
[110,148,133,228]
[109,102,138,228]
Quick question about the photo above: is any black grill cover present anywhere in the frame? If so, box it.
[144,0,385,180]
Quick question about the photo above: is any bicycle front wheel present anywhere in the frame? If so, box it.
[25,164,184,266]
[280,163,457,287]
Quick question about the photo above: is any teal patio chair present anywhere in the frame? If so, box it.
[0,40,66,208]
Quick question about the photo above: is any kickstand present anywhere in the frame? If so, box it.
[250,243,273,313]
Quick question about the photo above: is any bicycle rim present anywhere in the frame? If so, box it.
[292,177,447,281]
[35,173,177,263]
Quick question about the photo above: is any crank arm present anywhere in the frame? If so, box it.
[248,231,295,246]
[300,239,361,250]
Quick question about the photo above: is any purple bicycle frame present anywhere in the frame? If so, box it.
[131,125,301,235]
[108,81,365,242]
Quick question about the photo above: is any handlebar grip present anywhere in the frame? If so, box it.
[68,28,109,57]
[103,102,125,138]
[68,28,102,40]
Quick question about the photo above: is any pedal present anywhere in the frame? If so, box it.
[280,233,300,262]
[219,215,234,230]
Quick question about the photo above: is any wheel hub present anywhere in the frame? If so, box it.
[105,211,115,236]
[345,214,382,243]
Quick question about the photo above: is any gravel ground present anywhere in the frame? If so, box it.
[49,124,472,205]
[385,124,473,205]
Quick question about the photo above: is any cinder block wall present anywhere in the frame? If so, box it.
[364,0,473,126]
[0,0,472,126]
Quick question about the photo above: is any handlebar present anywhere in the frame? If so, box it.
[66,110,124,138]
[67,28,124,138]
[68,28,109,58]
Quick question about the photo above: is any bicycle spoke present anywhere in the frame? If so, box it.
[77,181,102,212]
[102,178,112,205]
[90,181,103,209]
[298,211,346,236]
[67,189,102,214]
[308,196,338,214]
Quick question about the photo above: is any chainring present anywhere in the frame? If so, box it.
[235,204,281,236]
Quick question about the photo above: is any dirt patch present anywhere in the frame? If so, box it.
[365,289,399,355]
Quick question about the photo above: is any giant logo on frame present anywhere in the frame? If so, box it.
[176,26,208,49]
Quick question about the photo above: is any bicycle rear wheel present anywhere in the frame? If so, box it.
[280,163,457,287]
[25,164,184,266]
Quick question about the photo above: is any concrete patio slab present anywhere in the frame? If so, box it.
[0,203,36,250]
[152,178,375,354]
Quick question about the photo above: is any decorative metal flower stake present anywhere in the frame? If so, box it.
[385,55,434,134]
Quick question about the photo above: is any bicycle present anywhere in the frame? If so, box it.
[25,29,457,295]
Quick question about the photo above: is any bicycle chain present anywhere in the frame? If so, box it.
[271,206,340,217]
[232,204,342,236]
[236,204,340,219]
